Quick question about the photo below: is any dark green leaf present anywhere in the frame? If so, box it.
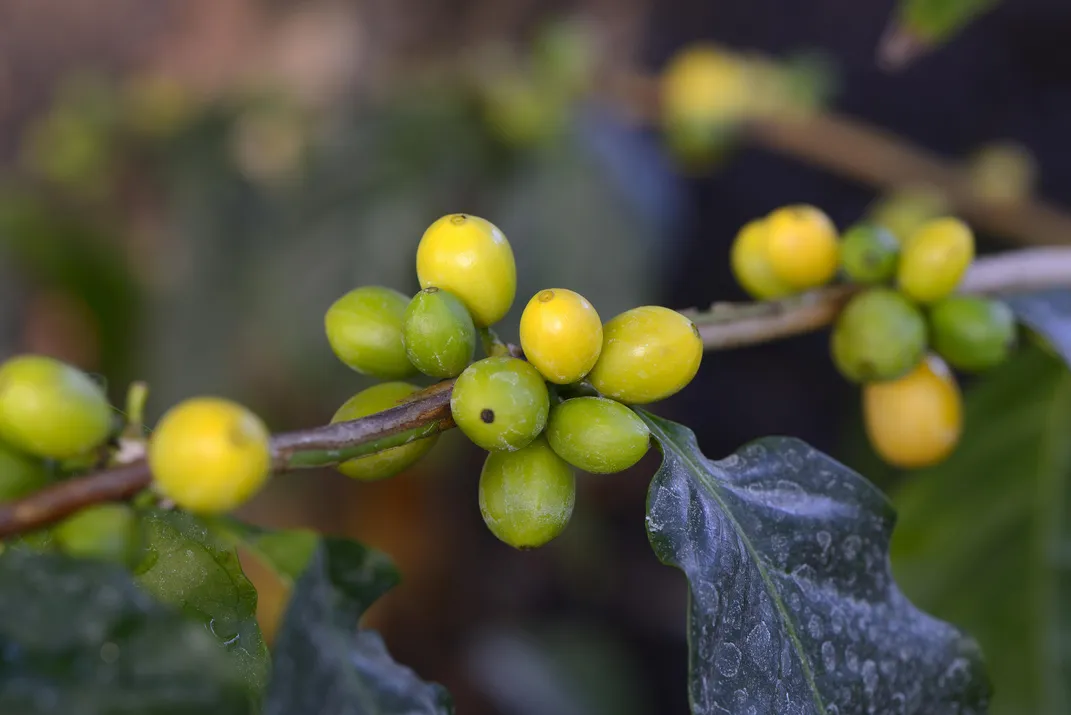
[135,509,268,699]
[1005,289,1071,367]
[639,411,990,715]
[265,538,454,715]
[891,345,1071,714]
[0,548,250,715]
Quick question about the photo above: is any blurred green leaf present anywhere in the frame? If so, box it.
[894,0,1001,43]
[640,411,990,714]
[891,345,1070,715]
[211,517,319,585]
[265,538,454,715]
[136,509,268,703]
[0,548,251,715]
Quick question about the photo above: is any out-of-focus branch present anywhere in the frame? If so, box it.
[1,247,1069,538]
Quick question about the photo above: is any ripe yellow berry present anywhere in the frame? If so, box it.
[863,355,963,469]
[765,204,840,290]
[148,397,271,514]
[897,217,975,304]
[587,306,703,405]
[729,219,795,300]
[416,214,516,327]
[519,289,603,384]
[330,383,438,481]
[661,44,751,128]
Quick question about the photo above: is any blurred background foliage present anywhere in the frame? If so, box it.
[0,0,1066,713]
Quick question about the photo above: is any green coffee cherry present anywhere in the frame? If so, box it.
[324,286,417,380]
[53,504,143,567]
[0,440,50,501]
[331,383,439,481]
[546,397,650,474]
[839,224,900,284]
[450,357,549,452]
[831,288,927,383]
[479,435,575,548]
[930,296,1017,372]
[403,287,476,379]
[0,355,113,459]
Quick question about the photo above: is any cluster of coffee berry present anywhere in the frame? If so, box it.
[731,204,1017,469]
[323,213,703,548]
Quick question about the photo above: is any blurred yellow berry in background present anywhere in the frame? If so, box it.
[765,204,840,290]
[730,218,796,300]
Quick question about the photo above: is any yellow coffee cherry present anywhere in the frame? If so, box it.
[416,214,516,327]
[148,397,271,514]
[330,382,438,481]
[661,44,751,127]
[519,289,603,384]
[588,306,703,405]
[730,218,795,300]
[897,217,975,304]
[863,355,963,469]
[765,204,840,290]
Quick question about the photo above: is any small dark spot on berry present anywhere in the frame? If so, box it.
[537,290,555,303]
[691,322,701,339]
[424,286,440,294]
[480,409,495,424]
[451,214,468,225]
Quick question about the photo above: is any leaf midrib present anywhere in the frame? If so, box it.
[643,415,826,715]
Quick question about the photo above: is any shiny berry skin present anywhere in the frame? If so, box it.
[331,382,439,481]
[546,397,650,474]
[831,288,927,383]
[324,286,416,380]
[0,355,113,459]
[148,397,271,514]
[479,435,575,549]
[587,306,703,405]
[450,357,550,452]
[54,504,143,567]
[416,214,516,327]
[730,219,794,300]
[897,217,975,303]
[863,355,963,469]
[0,440,50,501]
[839,223,900,284]
[519,289,603,384]
[929,296,1017,372]
[765,204,840,290]
[403,288,476,379]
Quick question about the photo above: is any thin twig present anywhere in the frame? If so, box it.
[1,247,1069,538]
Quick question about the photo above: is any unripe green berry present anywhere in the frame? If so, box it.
[479,435,575,549]
[929,296,1017,372]
[403,287,476,379]
[53,504,143,567]
[331,382,439,481]
[325,286,417,380]
[831,288,927,383]
[451,357,549,452]
[546,397,650,474]
[0,440,50,501]
[839,223,900,284]
[0,355,113,459]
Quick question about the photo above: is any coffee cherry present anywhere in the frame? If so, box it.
[479,435,575,549]
[863,355,962,469]
[331,382,439,481]
[897,217,975,303]
[148,397,271,514]
[403,288,476,379]
[930,296,1017,372]
[831,288,927,383]
[325,286,416,380]
[0,440,50,501]
[730,219,794,300]
[765,204,840,290]
[54,504,143,567]
[587,306,703,404]
[519,289,603,384]
[546,397,650,473]
[867,187,948,244]
[416,214,516,327]
[451,357,549,452]
[0,355,112,459]
[839,223,900,284]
